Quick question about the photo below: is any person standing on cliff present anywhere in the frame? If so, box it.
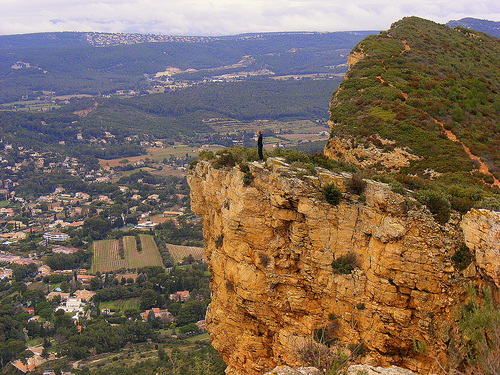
[257,130,263,161]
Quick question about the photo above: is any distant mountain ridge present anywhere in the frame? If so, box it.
[0,30,372,48]
[0,31,219,48]
[447,17,500,38]
[0,17,497,49]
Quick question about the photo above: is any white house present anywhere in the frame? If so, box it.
[56,298,85,314]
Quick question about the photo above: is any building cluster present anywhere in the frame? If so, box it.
[84,32,218,46]
[2,260,205,373]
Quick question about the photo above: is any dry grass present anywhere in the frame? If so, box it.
[166,243,204,264]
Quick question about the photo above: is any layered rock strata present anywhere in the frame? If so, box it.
[188,158,492,375]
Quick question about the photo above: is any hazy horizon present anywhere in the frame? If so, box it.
[1,0,499,37]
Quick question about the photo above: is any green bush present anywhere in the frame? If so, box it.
[347,174,366,195]
[449,195,474,214]
[331,253,358,274]
[215,234,224,249]
[483,174,494,184]
[416,189,451,224]
[212,151,237,169]
[239,164,250,173]
[243,173,253,185]
[240,163,253,185]
[452,243,474,271]
[347,342,367,358]
[198,150,215,160]
[323,184,342,205]
[456,284,500,375]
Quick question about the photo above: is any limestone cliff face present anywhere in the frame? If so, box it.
[188,159,493,375]
[461,209,500,288]
[323,136,421,172]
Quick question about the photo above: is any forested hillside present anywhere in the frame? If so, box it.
[0,31,372,103]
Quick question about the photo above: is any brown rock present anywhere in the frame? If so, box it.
[187,158,487,375]
[461,209,500,287]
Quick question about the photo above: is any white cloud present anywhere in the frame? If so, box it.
[0,0,499,36]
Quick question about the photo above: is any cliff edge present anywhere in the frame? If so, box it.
[188,157,499,374]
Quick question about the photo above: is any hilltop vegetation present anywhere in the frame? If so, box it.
[326,17,500,211]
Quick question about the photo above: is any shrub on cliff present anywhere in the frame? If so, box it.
[416,189,451,224]
[323,184,342,205]
[331,253,358,274]
[455,284,500,375]
[452,243,474,271]
[347,174,366,195]
[212,150,237,169]
[240,163,253,185]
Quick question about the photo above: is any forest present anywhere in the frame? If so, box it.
[0,78,339,162]
[0,31,372,103]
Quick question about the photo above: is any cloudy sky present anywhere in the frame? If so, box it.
[1,0,499,36]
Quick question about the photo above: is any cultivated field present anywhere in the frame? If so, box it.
[99,297,140,312]
[92,239,129,273]
[166,243,204,264]
[92,235,163,273]
[130,234,164,269]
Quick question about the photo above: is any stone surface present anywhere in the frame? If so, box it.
[263,365,322,375]
[347,364,419,375]
[461,209,500,288]
[324,136,421,172]
[188,158,497,375]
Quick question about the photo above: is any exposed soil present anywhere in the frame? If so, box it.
[74,102,98,117]
[433,118,500,188]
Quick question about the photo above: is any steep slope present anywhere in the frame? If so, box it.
[325,17,500,191]
[188,17,500,375]
[188,157,499,374]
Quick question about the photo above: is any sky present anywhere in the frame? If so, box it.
[1,0,499,36]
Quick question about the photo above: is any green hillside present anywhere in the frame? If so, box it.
[326,17,500,211]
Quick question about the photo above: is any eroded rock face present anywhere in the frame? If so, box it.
[187,159,484,375]
[461,209,500,288]
[323,136,421,172]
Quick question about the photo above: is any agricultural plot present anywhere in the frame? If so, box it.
[92,239,129,273]
[91,235,163,273]
[166,243,204,264]
[129,235,164,269]
[100,298,140,313]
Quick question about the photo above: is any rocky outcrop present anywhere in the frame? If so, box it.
[188,158,499,375]
[264,364,417,375]
[347,50,365,70]
[461,209,500,288]
[323,136,421,172]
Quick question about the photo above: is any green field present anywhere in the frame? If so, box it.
[92,235,163,273]
[99,298,140,313]
[135,234,164,268]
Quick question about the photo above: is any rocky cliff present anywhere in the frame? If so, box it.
[188,158,498,374]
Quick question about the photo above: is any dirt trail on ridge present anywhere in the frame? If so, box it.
[376,38,500,189]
